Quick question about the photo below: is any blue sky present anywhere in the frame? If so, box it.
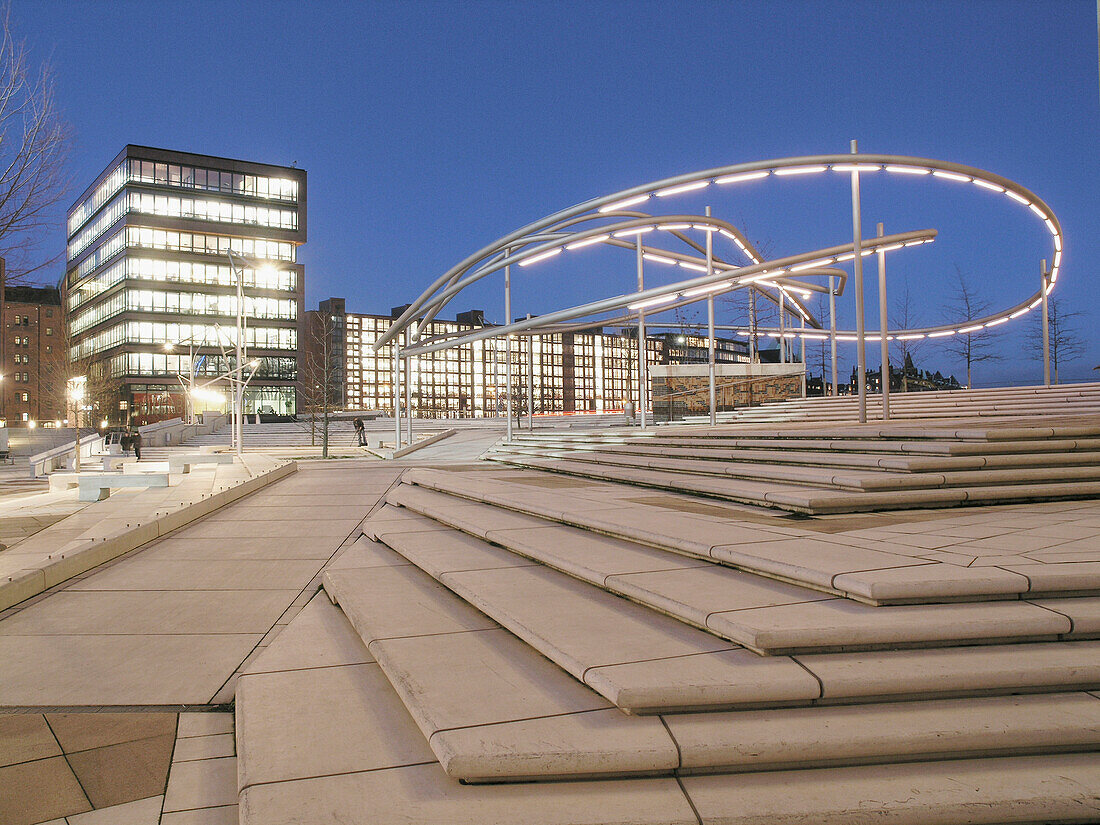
[21,0,1100,385]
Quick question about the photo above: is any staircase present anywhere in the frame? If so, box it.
[233,444,1100,822]
[486,393,1100,514]
[684,381,1100,425]
[183,419,363,449]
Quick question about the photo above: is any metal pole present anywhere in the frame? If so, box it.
[850,139,868,423]
[636,235,647,429]
[800,318,807,397]
[749,288,757,363]
[1041,259,1050,387]
[706,206,716,426]
[393,345,401,448]
[828,276,838,395]
[778,290,786,363]
[235,261,244,457]
[526,314,534,432]
[877,222,890,420]
[505,262,513,440]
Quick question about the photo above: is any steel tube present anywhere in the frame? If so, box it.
[850,140,868,424]
[877,222,890,420]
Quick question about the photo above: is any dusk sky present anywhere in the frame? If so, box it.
[21,0,1100,386]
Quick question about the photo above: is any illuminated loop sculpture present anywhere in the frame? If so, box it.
[376,153,1063,438]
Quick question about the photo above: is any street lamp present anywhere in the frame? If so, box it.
[67,375,87,472]
[225,252,278,458]
[164,337,204,425]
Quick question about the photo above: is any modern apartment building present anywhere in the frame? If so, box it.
[65,146,306,423]
[303,298,752,418]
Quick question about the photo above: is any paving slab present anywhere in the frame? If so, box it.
[0,713,61,767]
[173,733,235,762]
[0,755,91,825]
[607,566,829,629]
[665,692,1100,771]
[1001,561,1100,593]
[65,733,175,808]
[800,639,1100,701]
[709,537,930,591]
[162,756,238,813]
[439,565,735,681]
[380,525,537,578]
[708,597,1073,654]
[326,535,411,570]
[680,752,1100,825]
[832,563,1030,602]
[160,805,238,825]
[486,524,709,583]
[0,590,296,635]
[243,595,373,675]
[433,708,679,782]
[177,714,233,739]
[0,634,262,706]
[324,565,496,641]
[45,712,176,753]
[66,794,164,825]
[239,762,698,825]
[1033,596,1100,635]
[139,536,337,560]
[236,662,434,791]
[66,559,322,592]
[585,648,822,713]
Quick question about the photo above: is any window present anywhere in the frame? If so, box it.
[22,316,29,326]
[20,392,28,402]
[12,317,19,326]
[45,327,52,336]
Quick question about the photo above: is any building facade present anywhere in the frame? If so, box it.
[303,299,753,418]
[0,281,65,425]
[64,146,306,424]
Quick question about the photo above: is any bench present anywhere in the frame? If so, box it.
[122,453,235,475]
[78,472,170,501]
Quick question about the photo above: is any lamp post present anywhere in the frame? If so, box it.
[164,337,200,425]
[67,375,86,472]
[226,252,280,458]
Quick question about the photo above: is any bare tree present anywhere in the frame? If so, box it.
[1030,297,1086,384]
[0,6,70,282]
[890,279,925,392]
[939,266,1002,388]
[299,311,339,457]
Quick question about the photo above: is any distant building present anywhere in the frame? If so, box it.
[0,273,65,425]
[302,299,754,417]
[64,146,306,424]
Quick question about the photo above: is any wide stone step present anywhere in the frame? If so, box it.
[317,538,1100,783]
[499,439,1100,474]
[365,498,1100,713]
[235,592,1100,823]
[494,444,1100,493]
[488,451,1100,514]
[394,469,1100,603]
[372,499,1095,655]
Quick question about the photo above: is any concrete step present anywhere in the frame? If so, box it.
[234,590,1100,823]
[317,540,1100,783]
[364,498,1100,713]
[486,450,1100,514]
[493,444,1100,493]
[394,469,1100,603]
[371,497,1093,655]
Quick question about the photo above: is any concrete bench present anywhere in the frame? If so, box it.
[78,472,170,501]
[123,453,235,475]
[86,454,127,471]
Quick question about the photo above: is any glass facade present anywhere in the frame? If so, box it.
[65,147,306,423]
[313,306,750,418]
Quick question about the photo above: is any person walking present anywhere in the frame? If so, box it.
[131,427,143,460]
[353,417,366,446]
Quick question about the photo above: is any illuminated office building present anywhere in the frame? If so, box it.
[305,299,751,417]
[65,146,306,422]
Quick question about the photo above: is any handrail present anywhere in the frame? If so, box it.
[28,432,103,478]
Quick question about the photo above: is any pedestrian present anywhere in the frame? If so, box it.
[353,417,366,446]
[131,427,143,460]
